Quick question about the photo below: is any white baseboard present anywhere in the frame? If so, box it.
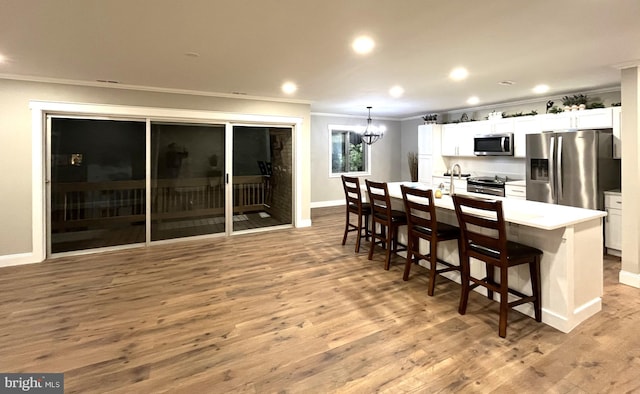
[296,218,312,228]
[310,200,344,209]
[0,252,42,268]
[619,270,640,288]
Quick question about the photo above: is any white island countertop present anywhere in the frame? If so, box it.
[382,181,607,333]
[387,182,606,231]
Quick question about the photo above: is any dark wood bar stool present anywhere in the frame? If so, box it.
[365,180,407,270]
[340,175,371,252]
[400,185,461,296]
[452,194,542,338]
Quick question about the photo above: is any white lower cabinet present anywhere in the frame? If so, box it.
[604,191,622,255]
[418,155,433,186]
[505,184,526,200]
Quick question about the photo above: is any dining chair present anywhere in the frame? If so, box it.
[400,185,461,296]
[452,194,542,338]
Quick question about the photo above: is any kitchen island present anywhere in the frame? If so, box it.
[383,181,607,333]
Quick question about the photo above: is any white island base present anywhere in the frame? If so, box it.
[384,182,606,334]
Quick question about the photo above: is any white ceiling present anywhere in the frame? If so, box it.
[1,0,639,119]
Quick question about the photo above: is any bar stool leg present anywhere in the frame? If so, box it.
[341,209,349,246]
[530,256,542,322]
[384,224,394,270]
[498,267,510,338]
[355,213,363,253]
[458,254,470,315]
[427,240,439,296]
[403,236,415,281]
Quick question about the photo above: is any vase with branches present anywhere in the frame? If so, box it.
[407,152,418,182]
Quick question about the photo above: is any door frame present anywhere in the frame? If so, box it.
[31,101,303,261]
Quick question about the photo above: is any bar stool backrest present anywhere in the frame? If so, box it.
[452,194,508,265]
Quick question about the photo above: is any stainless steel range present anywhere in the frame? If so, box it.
[466,176,506,197]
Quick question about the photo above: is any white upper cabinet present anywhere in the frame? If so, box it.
[467,118,514,135]
[513,116,541,158]
[417,124,433,155]
[539,108,613,131]
[490,118,515,134]
[441,123,474,156]
[612,107,621,158]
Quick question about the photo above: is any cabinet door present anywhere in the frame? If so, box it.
[441,124,460,156]
[418,155,433,184]
[418,125,432,155]
[513,116,541,158]
[605,208,622,250]
[574,108,613,129]
[491,118,515,134]
[612,107,621,158]
[457,124,475,156]
[539,113,573,131]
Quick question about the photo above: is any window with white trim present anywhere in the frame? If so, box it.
[329,125,370,176]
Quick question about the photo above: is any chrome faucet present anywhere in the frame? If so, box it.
[450,163,462,195]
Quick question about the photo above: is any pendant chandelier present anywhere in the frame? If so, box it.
[361,106,384,145]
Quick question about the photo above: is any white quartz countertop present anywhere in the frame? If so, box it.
[505,180,526,187]
[387,182,606,231]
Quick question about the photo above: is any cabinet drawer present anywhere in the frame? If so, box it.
[505,185,526,198]
[604,194,622,208]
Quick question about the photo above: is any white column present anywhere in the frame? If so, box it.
[620,66,640,287]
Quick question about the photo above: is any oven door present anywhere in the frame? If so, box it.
[474,134,513,156]
[467,183,505,197]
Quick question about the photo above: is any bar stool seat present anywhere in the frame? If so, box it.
[341,175,372,253]
[401,185,461,296]
[453,194,542,338]
[366,180,407,270]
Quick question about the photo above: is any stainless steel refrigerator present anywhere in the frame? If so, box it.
[526,129,620,210]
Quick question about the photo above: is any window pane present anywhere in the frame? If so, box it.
[50,118,146,253]
[331,128,367,175]
[150,122,226,241]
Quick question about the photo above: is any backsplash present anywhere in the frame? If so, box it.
[441,156,525,181]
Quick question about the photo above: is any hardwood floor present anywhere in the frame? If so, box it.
[1,206,639,393]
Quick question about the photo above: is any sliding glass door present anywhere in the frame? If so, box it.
[150,122,226,241]
[232,126,292,231]
[47,116,293,255]
[49,117,146,253]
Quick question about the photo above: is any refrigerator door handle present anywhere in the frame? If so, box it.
[557,135,563,201]
[549,136,556,202]
[501,137,507,152]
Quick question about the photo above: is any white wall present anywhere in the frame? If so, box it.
[310,114,402,206]
[0,78,311,260]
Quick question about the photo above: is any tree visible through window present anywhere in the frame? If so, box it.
[330,126,369,175]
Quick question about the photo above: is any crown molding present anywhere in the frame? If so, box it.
[0,73,312,105]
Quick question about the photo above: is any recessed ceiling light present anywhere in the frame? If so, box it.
[467,96,479,105]
[533,84,550,94]
[352,35,375,54]
[449,67,469,81]
[498,80,516,86]
[389,85,404,98]
[281,81,297,95]
[0,53,6,63]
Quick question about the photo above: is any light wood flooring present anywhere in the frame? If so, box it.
[0,206,639,393]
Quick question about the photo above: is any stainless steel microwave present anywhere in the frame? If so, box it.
[474,133,514,156]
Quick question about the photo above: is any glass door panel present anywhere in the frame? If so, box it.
[49,118,146,253]
[150,122,226,240]
[232,126,292,231]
